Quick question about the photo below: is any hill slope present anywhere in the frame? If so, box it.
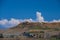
[9,22,60,32]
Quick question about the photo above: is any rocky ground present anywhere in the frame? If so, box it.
[0,22,60,40]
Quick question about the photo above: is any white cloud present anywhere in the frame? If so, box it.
[50,19,60,23]
[0,19,8,25]
[0,18,34,28]
[24,18,33,22]
[0,11,60,29]
[36,12,44,22]
[9,18,20,25]
[36,11,60,23]
[0,18,20,28]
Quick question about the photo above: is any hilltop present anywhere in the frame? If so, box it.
[10,22,60,30]
[0,22,60,33]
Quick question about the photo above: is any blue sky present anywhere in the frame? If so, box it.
[0,0,60,21]
[0,0,60,29]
